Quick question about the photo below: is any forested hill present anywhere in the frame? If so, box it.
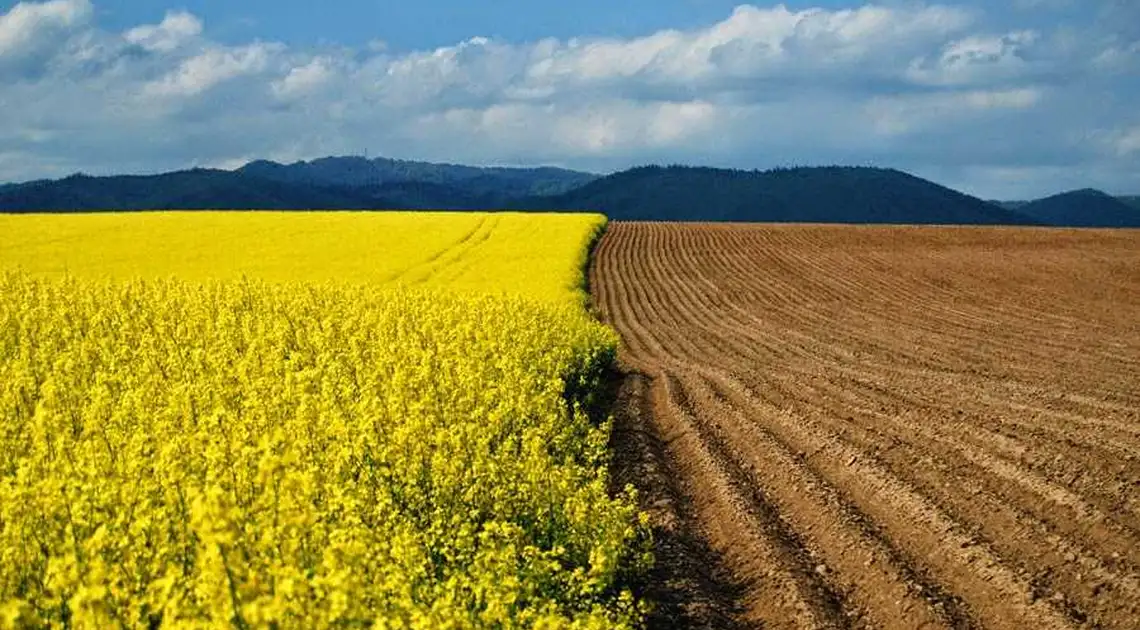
[0,157,597,212]
[516,165,1041,225]
[236,156,597,198]
[2,159,1137,227]
[0,170,585,213]
[1012,189,1140,227]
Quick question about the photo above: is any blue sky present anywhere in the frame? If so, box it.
[94,1,850,50]
[88,1,1098,51]
[1,0,1138,198]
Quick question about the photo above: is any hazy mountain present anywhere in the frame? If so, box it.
[1014,189,1140,228]
[1118,196,1140,211]
[517,165,1039,225]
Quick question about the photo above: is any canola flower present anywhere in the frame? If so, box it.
[0,212,648,628]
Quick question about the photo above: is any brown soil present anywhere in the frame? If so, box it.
[591,223,1140,630]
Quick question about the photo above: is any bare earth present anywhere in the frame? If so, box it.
[591,222,1140,629]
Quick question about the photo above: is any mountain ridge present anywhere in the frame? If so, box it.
[1,157,1137,227]
[235,156,598,199]
[509,164,1041,225]
[1010,188,1138,228]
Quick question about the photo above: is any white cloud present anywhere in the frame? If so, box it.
[1101,125,1140,156]
[143,43,280,98]
[1092,40,1140,72]
[426,99,720,155]
[0,0,90,56]
[647,100,718,146]
[907,30,1040,86]
[521,4,974,89]
[0,0,1136,198]
[866,87,1043,135]
[376,36,527,108]
[272,56,335,99]
[0,0,91,76]
[124,11,202,53]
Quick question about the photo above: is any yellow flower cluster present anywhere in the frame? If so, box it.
[0,212,648,628]
[0,275,646,628]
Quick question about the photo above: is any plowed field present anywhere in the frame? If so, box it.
[591,223,1140,629]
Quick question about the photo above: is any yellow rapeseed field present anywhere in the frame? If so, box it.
[0,211,600,303]
[0,212,646,628]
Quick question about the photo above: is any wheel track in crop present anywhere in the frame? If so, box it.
[592,222,1140,629]
[389,214,499,285]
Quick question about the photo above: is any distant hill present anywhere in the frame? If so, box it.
[1119,196,1140,211]
[1,159,1133,227]
[0,170,376,212]
[237,156,597,200]
[1014,189,1140,228]
[517,165,1038,225]
[0,162,581,212]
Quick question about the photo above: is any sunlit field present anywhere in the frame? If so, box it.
[0,211,646,628]
[0,211,602,303]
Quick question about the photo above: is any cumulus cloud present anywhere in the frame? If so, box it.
[0,0,1137,198]
[906,30,1043,86]
[518,4,974,93]
[272,56,336,99]
[123,11,202,53]
[0,0,90,75]
[143,43,280,98]
[0,0,89,54]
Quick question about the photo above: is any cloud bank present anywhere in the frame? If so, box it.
[1,0,1137,198]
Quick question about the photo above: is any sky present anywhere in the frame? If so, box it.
[1,0,1137,199]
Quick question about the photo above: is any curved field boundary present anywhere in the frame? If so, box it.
[592,222,1140,629]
